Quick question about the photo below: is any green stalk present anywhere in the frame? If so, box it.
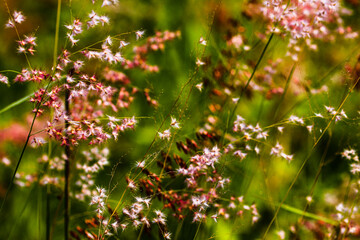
[262,76,360,239]
[0,92,34,115]
[273,63,296,121]
[193,220,203,240]
[64,90,70,240]
[0,96,45,212]
[46,185,51,240]
[221,33,274,147]
[279,203,338,225]
[53,0,62,71]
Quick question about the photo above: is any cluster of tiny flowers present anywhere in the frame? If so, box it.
[92,0,119,8]
[7,154,65,188]
[98,196,173,239]
[0,74,9,85]
[261,0,358,61]
[335,202,359,225]
[82,37,124,64]
[231,115,297,162]
[87,11,110,29]
[233,115,269,140]
[14,69,49,83]
[173,145,260,224]
[325,106,347,122]
[123,30,181,72]
[189,194,260,224]
[227,34,251,51]
[341,148,360,174]
[44,74,138,146]
[5,10,25,28]
[75,147,110,200]
[17,34,37,55]
[288,115,305,125]
[158,117,180,140]
[0,10,178,235]
[121,197,152,229]
[5,11,38,56]
[65,19,83,46]
[270,142,293,162]
[90,187,108,216]
[177,146,221,188]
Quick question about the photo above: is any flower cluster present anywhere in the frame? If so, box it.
[5,10,26,28]
[341,148,360,174]
[75,147,110,200]
[233,115,269,140]
[17,34,37,55]
[158,117,181,140]
[178,146,221,187]
[1,4,180,238]
[270,142,293,162]
[0,74,9,85]
[123,30,181,72]
[261,0,358,61]
[90,187,108,216]
[325,105,347,122]
[3,0,360,239]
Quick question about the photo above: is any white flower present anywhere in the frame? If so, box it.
[196,83,203,91]
[13,11,26,24]
[159,129,171,140]
[196,58,205,66]
[234,150,247,160]
[119,41,130,48]
[136,160,145,168]
[0,74,9,85]
[288,115,304,125]
[170,117,180,129]
[135,30,145,40]
[199,36,207,46]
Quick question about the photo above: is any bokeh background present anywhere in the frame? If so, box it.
[1,0,360,239]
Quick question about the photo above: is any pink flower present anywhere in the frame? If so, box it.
[0,74,9,85]
[135,30,145,40]
[13,11,26,24]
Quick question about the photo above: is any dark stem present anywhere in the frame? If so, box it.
[64,86,70,240]
[220,33,274,147]
[0,77,52,213]
[273,63,296,121]
[46,185,50,240]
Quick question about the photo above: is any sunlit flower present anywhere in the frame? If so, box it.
[199,36,207,46]
[0,74,9,85]
[13,11,26,24]
[196,83,203,91]
[119,40,130,48]
[170,117,180,129]
[135,30,145,40]
[196,58,205,66]
[159,129,171,140]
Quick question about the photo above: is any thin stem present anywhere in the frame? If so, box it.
[262,76,360,239]
[53,0,62,70]
[340,191,359,239]
[273,64,296,120]
[221,33,274,147]
[46,185,51,240]
[174,219,184,240]
[64,83,70,240]
[279,203,338,225]
[131,4,220,240]
[298,132,332,224]
[3,0,32,70]
[193,219,203,240]
[0,95,45,212]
